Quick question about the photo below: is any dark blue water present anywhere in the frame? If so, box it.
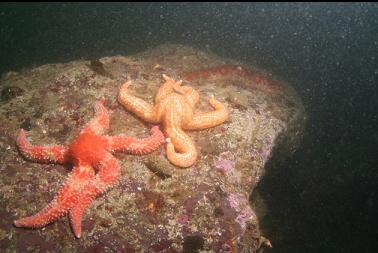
[1,3,377,252]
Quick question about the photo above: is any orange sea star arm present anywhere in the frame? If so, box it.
[184,95,229,130]
[154,74,179,102]
[118,81,159,123]
[164,125,198,168]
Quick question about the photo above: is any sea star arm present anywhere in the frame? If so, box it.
[68,153,120,238]
[165,125,198,168]
[174,85,200,108]
[14,165,95,229]
[155,74,182,102]
[184,95,229,130]
[118,81,159,123]
[16,129,69,164]
[81,98,110,135]
[107,126,165,155]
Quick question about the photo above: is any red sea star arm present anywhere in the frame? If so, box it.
[183,95,229,130]
[80,98,110,135]
[14,165,95,229]
[68,154,120,238]
[16,129,69,164]
[118,81,159,124]
[107,126,165,155]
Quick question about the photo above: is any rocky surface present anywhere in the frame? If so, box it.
[0,44,305,252]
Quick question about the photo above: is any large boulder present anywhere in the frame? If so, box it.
[0,44,305,252]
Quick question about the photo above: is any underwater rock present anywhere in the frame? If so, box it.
[1,85,24,102]
[0,44,305,252]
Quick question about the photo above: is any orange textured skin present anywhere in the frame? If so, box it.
[118,74,229,168]
[14,98,165,238]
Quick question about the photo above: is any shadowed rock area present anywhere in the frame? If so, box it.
[0,44,305,252]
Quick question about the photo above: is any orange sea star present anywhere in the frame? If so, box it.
[14,98,165,238]
[118,74,229,168]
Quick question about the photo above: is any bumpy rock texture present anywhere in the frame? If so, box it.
[0,44,305,252]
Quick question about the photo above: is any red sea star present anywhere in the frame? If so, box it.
[14,98,165,238]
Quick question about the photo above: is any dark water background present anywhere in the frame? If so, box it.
[1,3,377,252]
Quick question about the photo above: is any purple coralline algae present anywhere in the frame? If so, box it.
[227,193,257,230]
